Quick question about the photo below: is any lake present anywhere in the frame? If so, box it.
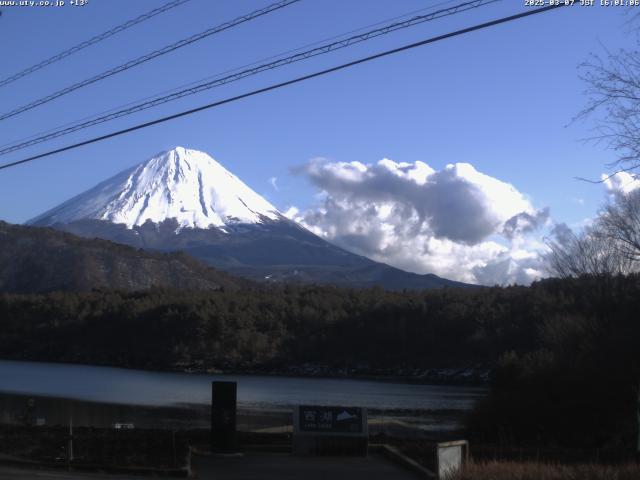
[0,360,486,433]
[0,360,485,412]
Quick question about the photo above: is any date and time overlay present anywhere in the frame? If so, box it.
[526,0,640,6]
[0,0,639,11]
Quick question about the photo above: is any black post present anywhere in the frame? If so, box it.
[211,381,237,452]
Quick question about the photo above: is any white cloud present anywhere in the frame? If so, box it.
[502,208,550,240]
[602,171,640,198]
[269,176,279,191]
[283,206,299,220]
[291,157,551,285]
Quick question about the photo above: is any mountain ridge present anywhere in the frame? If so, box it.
[27,147,474,290]
[0,221,245,293]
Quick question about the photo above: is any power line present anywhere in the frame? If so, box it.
[0,0,193,89]
[0,0,301,123]
[0,0,462,151]
[0,4,568,172]
[0,0,500,156]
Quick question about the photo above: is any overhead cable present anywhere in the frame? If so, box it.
[0,0,301,122]
[0,4,568,172]
[0,0,499,156]
[0,0,193,88]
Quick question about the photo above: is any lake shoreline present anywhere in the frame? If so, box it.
[0,358,486,428]
[0,390,471,441]
[187,364,491,387]
[0,356,491,387]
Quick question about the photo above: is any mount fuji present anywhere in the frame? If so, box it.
[29,147,470,290]
[29,147,281,230]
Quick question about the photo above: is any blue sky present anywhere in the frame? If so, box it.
[0,0,635,283]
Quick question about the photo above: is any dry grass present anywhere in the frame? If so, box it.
[450,461,640,480]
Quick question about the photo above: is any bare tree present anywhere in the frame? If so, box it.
[545,223,634,278]
[578,45,640,171]
[546,189,640,278]
[599,190,640,263]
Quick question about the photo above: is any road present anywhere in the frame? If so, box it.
[0,452,423,479]
[0,466,181,479]
[192,452,423,479]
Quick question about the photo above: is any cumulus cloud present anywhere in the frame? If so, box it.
[502,208,550,240]
[602,171,640,198]
[283,206,299,220]
[472,250,543,286]
[291,157,550,285]
[549,222,574,247]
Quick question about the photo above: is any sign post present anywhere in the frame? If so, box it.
[637,386,640,455]
[211,381,237,453]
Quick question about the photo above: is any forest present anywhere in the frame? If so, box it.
[1,273,639,449]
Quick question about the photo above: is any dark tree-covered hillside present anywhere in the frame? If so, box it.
[2,274,639,449]
[0,221,246,293]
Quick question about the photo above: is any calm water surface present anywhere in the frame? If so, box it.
[0,360,485,412]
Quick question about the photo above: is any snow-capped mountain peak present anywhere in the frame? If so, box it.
[28,147,281,229]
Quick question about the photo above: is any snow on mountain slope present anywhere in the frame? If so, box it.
[28,147,281,229]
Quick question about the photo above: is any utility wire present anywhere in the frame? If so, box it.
[0,0,462,151]
[0,0,193,89]
[0,0,500,156]
[0,0,301,122]
[0,3,568,172]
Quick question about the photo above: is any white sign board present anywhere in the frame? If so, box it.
[437,440,468,479]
